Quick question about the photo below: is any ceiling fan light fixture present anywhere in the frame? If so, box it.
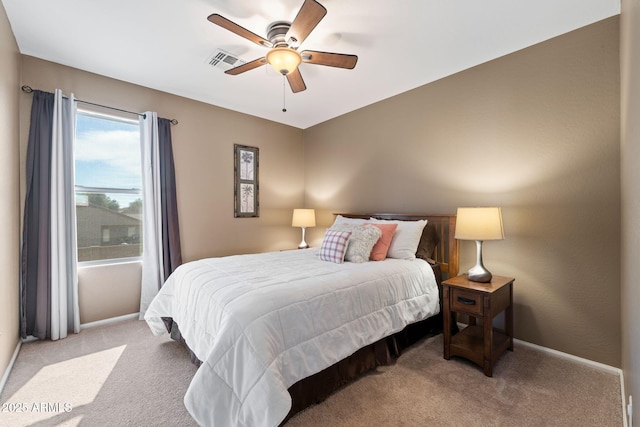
[266,47,302,75]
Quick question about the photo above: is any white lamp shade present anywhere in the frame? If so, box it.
[292,209,316,228]
[455,207,504,241]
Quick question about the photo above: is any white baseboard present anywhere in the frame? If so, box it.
[0,339,22,397]
[452,322,620,374]
[80,312,140,330]
[514,338,621,374]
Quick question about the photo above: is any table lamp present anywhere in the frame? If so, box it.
[454,207,504,283]
[292,209,316,249]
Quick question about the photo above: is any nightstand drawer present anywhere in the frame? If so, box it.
[450,288,483,316]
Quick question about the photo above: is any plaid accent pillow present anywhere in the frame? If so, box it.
[318,230,352,263]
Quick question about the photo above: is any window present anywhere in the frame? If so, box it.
[75,110,142,263]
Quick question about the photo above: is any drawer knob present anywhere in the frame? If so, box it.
[457,296,476,305]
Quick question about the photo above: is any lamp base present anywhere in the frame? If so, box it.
[298,227,308,249]
[467,240,492,283]
[467,266,492,283]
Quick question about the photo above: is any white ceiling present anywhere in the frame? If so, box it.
[2,0,619,129]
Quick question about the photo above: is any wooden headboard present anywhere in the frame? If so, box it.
[336,213,459,279]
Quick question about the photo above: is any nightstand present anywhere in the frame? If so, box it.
[442,274,514,377]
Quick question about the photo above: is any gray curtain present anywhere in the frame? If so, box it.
[21,90,54,339]
[158,117,182,279]
[139,114,182,319]
[21,89,80,340]
[157,117,181,333]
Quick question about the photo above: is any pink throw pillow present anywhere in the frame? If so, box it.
[366,223,398,261]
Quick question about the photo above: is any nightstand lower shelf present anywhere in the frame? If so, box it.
[449,325,511,370]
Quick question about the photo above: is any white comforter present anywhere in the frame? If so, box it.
[145,248,439,427]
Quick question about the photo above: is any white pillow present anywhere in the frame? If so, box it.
[332,215,368,227]
[331,224,382,263]
[368,218,427,260]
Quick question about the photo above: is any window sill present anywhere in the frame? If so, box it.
[78,257,142,268]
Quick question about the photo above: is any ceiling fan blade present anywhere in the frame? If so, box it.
[208,14,272,48]
[225,58,267,75]
[300,50,358,69]
[286,68,307,93]
[286,0,327,47]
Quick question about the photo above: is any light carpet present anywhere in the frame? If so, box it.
[0,319,623,426]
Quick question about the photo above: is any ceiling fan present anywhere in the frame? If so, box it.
[207,0,358,93]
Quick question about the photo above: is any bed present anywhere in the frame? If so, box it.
[144,213,458,427]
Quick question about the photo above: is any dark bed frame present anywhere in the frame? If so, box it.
[282,213,459,423]
[341,213,459,278]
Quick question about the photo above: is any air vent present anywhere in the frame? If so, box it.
[207,49,246,71]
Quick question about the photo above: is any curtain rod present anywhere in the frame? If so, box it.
[21,85,178,125]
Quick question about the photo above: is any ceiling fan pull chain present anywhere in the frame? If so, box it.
[282,76,287,112]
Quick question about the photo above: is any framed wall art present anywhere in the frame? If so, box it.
[234,144,259,217]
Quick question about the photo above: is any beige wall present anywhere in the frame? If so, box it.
[19,57,305,323]
[9,13,625,371]
[621,0,639,422]
[304,17,621,367]
[0,3,21,381]
[78,262,141,324]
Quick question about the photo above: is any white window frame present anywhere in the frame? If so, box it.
[75,109,143,266]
